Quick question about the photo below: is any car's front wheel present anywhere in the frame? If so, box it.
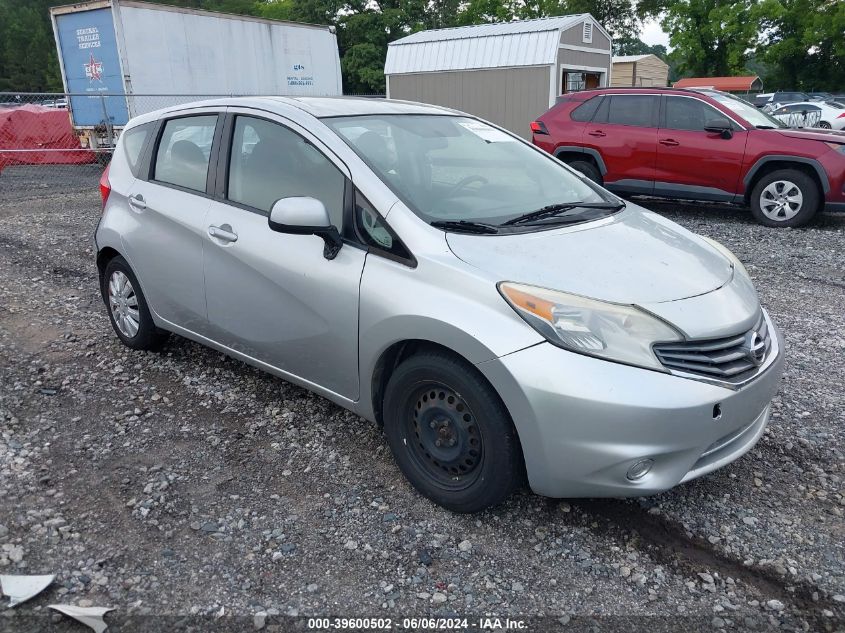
[382,350,523,513]
[750,169,820,227]
[102,255,169,350]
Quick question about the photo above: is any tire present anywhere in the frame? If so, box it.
[101,255,169,351]
[817,121,831,129]
[749,168,820,227]
[382,350,523,513]
[566,159,603,185]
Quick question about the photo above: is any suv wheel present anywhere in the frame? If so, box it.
[567,159,603,185]
[102,256,169,350]
[750,169,820,227]
[382,351,523,513]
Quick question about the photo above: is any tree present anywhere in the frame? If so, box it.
[614,36,667,57]
[753,0,845,90]
[0,0,63,91]
[660,0,758,77]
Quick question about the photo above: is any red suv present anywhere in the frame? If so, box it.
[531,88,845,227]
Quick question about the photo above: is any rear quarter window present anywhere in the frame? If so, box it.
[120,122,153,177]
[570,96,603,122]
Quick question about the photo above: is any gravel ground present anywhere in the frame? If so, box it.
[0,165,843,632]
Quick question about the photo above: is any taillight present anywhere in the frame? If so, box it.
[837,112,845,118]
[530,120,549,135]
[99,162,111,208]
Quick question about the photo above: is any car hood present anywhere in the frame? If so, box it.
[446,206,733,305]
[774,128,845,143]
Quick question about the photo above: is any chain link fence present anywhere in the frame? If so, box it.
[0,91,383,189]
[768,109,824,129]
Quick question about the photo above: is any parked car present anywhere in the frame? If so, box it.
[769,101,845,130]
[532,87,845,227]
[753,91,810,109]
[96,97,784,512]
[752,93,773,108]
[806,92,836,102]
[40,98,68,109]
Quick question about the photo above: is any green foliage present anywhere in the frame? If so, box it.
[661,0,759,77]
[1,0,841,95]
[752,0,845,90]
[0,0,63,91]
[660,0,843,90]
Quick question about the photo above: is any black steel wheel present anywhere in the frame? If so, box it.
[383,350,523,512]
[406,384,484,490]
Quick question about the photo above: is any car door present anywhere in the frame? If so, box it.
[582,94,659,194]
[122,111,222,332]
[654,95,748,200]
[202,111,366,399]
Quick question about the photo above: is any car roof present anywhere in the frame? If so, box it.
[129,96,459,127]
[563,87,728,98]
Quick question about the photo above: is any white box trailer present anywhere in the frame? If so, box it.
[50,0,342,147]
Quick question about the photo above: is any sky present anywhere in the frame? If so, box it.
[640,17,671,48]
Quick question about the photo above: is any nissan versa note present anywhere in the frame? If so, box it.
[95,97,784,512]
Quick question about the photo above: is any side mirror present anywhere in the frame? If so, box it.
[268,197,343,260]
[704,119,733,139]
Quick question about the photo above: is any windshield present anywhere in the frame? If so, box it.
[705,91,787,129]
[324,115,610,226]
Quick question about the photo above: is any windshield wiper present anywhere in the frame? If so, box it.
[430,220,499,234]
[501,201,625,226]
[755,125,780,129]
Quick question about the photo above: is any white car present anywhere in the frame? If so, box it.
[769,101,845,130]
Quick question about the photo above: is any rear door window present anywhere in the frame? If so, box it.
[605,95,658,127]
[153,115,217,192]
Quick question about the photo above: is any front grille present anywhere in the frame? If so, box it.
[653,312,771,382]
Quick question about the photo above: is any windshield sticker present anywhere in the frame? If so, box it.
[458,120,516,143]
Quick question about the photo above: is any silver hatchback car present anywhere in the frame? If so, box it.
[96,97,784,512]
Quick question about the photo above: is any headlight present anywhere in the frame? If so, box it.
[698,235,750,280]
[499,282,682,371]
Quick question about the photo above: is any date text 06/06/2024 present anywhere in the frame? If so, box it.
[306,617,528,630]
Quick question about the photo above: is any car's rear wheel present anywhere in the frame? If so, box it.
[102,256,169,350]
[567,159,603,185]
[382,350,523,513]
[750,169,820,227]
[817,121,831,129]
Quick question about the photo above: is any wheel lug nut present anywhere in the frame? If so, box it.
[430,421,436,429]
[435,440,442,447]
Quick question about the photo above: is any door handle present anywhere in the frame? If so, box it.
[208,225,238,243]
[128,194,146,210]
[659,138,680,146]
[588,130,606,137]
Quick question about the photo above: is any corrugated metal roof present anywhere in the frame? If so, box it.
[613,55,651,63]
[674,76,762,91]
[385,14,595,74]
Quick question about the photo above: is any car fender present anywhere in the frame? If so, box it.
[554,145,608,175]
[743,155,830,193]
[355,256,543,423]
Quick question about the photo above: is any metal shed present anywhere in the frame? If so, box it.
[673,76,764,93]
[611,54,669,87]
[384,15,612,138]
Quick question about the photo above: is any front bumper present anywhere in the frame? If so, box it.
[477,323,785,498]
